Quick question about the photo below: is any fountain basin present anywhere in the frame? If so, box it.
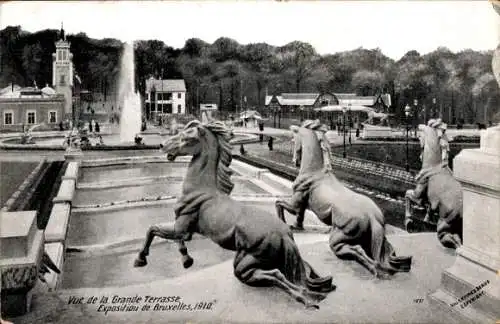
[0,132,258,150]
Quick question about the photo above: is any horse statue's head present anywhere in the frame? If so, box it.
[160,119,234,195]
[418,118,449,169]
[292,119,329,174]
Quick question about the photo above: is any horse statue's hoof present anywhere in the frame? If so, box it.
[305,303,320,310]
[440,233,462,250]
[134,255,147,267]
[405,218,416,233]
[290,223,305,231]
[182,255,194,269]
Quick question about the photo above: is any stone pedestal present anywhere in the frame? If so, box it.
[64,147,83,161]
[0,211,44,317]
[430,126,500,323]
[361,123,392,139]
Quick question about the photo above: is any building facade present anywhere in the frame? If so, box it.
[265,92,391,113]
[145,78,186,120]
[0,25,86,132]
[0,86,65,132]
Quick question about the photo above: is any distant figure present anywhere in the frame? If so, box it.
[95,121,100,133]
[258,120,264,131]
[59,120,64,131]
[135,134,143,145]
[239,144,246,155]
[259,134,264,143]
[97,135,104,146]
[88,121,93,132]
[356,128,360,138]
[268,137,274,151]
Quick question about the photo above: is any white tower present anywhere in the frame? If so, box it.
[52,23,74,118]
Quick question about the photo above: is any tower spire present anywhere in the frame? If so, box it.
[60,22,65,41]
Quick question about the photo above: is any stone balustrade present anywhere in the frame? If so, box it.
[0,211,44,317]
[62,161,79,182]
[52,179,76,204]
[44,203,70,245]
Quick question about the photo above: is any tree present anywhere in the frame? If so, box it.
[351,70,385,96]
[278,41,318,92]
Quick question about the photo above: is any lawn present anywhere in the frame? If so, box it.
[331,141,479,171]
[0,161,39,206]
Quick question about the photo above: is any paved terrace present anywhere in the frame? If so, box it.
[10,233,458,324]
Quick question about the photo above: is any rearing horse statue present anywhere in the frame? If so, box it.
[405,119,463,249]
[275,120,412,278]
[134,120,335,309]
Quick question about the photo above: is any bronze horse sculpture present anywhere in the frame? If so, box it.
[405,119,463,249]
[275,120,412,278]
[134,120,335,309]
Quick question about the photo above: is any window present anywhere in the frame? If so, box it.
[157,93,163,101]
[48,111,57,123]
[163,104,172,114]
[27,111,36,124]
[177,93,181,99]
[59,75,66,85]
[177,105,181,114]
[63,51,67,61]
[57,50,62,61]
[4,111,13,125]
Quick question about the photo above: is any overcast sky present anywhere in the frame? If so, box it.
[1,1,498,60]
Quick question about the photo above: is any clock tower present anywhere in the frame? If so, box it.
[52,23,74,118]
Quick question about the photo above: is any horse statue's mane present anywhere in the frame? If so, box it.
[184,119,234,195]
[300,119,328,132]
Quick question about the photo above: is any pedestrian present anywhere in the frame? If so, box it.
[240,144,246,155]
[59,120,63,131]
[356,128,360,138]
[95,121,100,133]
[88,121,93,133]
[268,137,274,151]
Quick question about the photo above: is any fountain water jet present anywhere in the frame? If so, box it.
[117,42,142,143]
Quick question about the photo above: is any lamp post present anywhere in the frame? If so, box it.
[273,107,277,128]
[413,99,418,137]
[405,104,412,172]
[342,106,347,158]
[432,97,437,119]
[348,105,352,145]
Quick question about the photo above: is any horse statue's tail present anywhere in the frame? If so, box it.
[369,211,412,273]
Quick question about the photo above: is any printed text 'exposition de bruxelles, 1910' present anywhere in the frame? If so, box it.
[68,294,216,315]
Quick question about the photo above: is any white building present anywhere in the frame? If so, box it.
[145,78,186,119]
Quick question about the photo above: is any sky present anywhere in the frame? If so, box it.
[0,1,498,60]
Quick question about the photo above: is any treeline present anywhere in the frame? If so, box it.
[1,26,499,123]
